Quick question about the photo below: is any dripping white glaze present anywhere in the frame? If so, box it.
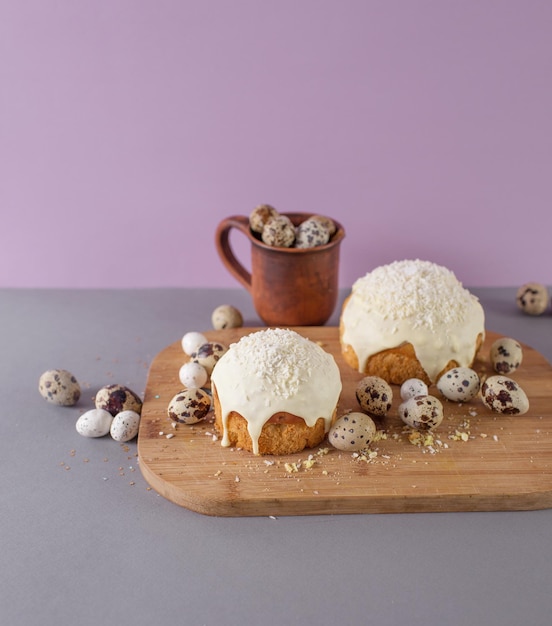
[341,260,485,383]
[210,328,342,455]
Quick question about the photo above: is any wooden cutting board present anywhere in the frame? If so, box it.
[137,327,552,517]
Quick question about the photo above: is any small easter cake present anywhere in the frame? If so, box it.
[340,259,485,385]
[210,328,342,455]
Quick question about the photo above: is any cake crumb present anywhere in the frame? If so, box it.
[450,429,470,442]
[408,431,436,449]
[373,430,387,441]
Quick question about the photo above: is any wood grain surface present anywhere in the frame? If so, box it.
[137,327,552,517]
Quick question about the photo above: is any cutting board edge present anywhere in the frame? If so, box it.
[137,452,552,517]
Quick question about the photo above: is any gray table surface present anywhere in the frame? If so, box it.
[2,287,552,626]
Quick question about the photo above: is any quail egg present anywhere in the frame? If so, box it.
[310,215,336,235]
[436,367,480,402]
[95,384,142,416]
[211,304,243,330]
[328,412,377,451]
[261,215,295,247]
[76,408,113,438]
[294,217,330,249]
[355,376,393,417]
[110,410,141,442]
[179,361,209,389]
[490,337,523,375]
[249,204,279,234]
[167,388,212,424]
[516,282,548,315]
[38,369,81,406]
[181,331,208,356]
[191,341,228,375]
[480,375,529,415]
[400,378,428,401]
[398,395,444,430]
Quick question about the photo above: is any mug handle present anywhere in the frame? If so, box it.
[215,215,253,292]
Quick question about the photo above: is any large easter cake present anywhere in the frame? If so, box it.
[210,328,342,455]
[339,259,485,385]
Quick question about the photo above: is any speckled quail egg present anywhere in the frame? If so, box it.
[480,375,529,415]
[191,341,228,375]
[355,376,393,417]
[310,215,336,235]
[38,369,81,406]
[249,204,279,234]
[436,367,480,402]
[261,215,296,247]
[179,361,209,389]
[490,337,523,374]
[95,384,142,416]
[294,217,331,249]
[167,388,212,424]
[110,410,141,442]
[181,331,208,356]
[398,395,444,430]
[400,378,429,401]
[211,304,243,330]
[516,282,549,315]
[76,409,113,438]
[328,412,377,452]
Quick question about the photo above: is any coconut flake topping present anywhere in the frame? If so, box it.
[211,328,342,454]
[226,328,330,398]
[352,259,478,329]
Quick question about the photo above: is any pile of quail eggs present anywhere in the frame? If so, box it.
[169,304,243,425]
[249,204,337,249]
[328,335,530,453]
[38,304,245,442]
[38,369,144,443]
[76,384,143,442]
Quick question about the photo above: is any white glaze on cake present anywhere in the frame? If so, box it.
[210,328,342,455]
[341,259,485,383]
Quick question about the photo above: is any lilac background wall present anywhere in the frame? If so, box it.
[2,1,551,289]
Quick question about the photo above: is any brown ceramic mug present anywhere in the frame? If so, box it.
[215,213,345,326]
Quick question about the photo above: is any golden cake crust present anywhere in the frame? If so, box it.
[213,384,333,455]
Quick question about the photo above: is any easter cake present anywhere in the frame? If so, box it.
[210,328,342,455]
[339,259,485,385]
